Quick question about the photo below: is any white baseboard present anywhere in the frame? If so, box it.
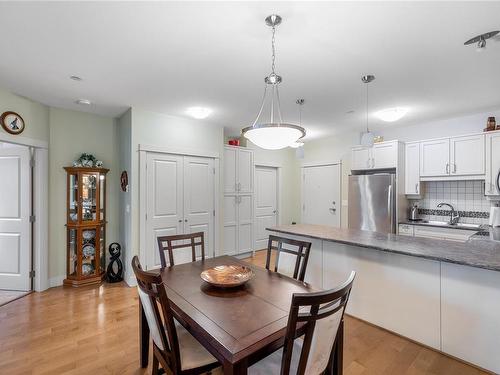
[49,275,65,288]
[124,272,137,287]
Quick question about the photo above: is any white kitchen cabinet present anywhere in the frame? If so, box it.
[413,225,473,242]
[420,139,450,177]
[405,142,420,195]
[450,134,485,176]
[223,194,253,255]
[224,146,253,193]
[485,131,500,196]
[398,224,414,236]
[351,141,398,170]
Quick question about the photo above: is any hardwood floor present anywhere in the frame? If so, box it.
[0,251,489,375]
[0,290,30,307]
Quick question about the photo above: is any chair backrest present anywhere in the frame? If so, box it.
[131,256,183,373]
[281,271,356,375]
[266,235,312,282]
[157,232,205,268]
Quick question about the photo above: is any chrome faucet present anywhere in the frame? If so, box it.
[437,202,460,225]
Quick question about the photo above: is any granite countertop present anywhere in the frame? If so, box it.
[266,224,500,272]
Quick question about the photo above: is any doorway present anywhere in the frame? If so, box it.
[0,142,32,305]
[301,163,341,227]
[254,166,279,251]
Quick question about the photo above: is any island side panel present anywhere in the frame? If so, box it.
[322,241,441,350]
[441,262,500,373]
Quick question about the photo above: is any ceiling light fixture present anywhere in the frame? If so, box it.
[375,107,409,122]
[360,75,375,148]
[186,107,212,119]
[75,99,92,106]
[290,99,306,149]
[241,14,306,150]
[464,31,499,51]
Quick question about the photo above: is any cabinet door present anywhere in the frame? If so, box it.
[398,224,414,236]
[237,149,253,193]
[420,139,450,177]
[486,132,500,196]
[351,147,370,170]
[372,142,397,169]
[222,195,238,255]
[450,134,485,176]
[237,195,253,253]
[405,143,420,194]
[223,147,237,193]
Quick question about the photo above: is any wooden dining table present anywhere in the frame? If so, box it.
[139,255,344,374]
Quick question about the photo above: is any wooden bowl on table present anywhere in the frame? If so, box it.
[200,265,254,288]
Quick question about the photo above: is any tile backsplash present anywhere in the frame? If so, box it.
[411,180,497,225]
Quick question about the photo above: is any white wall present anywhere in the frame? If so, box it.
[48,108,120,281]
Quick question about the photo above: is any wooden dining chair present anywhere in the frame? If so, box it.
[157,232,205,268]
[266,235,312,282]
[132,256,221,375]
[248,271,356,375]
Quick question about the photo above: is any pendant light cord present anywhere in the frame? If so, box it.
[366,82,369,133]
[271,25,276,74]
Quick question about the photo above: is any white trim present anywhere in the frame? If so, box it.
[301,160,342,168]
[49,275,65,288]
[214,158,221,258]
[0,133,48,149]
[125,274,137,287]
[33,148,49,291]
[254,161,284,168]
[138,144,219,159]
[139,150,147,268]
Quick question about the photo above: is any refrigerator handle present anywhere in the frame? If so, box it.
[387,184,393,232]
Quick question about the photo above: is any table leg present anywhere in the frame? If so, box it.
[140,299,150,368]
[223,359,248,375]
[333,318,344,375]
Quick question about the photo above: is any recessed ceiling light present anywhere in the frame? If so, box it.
[75,99,92,106]
[186,107,212,119]
[375,107,409,122]
[289,141,304,148]
[70,75,83,81]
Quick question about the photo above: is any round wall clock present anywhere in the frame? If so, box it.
[1,111,25,135]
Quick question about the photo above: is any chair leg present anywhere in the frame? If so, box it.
[152,354,159,375]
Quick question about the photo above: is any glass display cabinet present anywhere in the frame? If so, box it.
[64,166,109,287]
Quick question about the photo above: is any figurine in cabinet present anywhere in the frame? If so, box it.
[64,166,109,287]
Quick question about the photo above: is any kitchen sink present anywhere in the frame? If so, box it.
[419,220,482,230]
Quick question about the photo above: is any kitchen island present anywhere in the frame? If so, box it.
[267,224,500,373]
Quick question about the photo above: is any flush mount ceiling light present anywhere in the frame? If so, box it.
[375,107,409,122]
[75,99,92,106]
[464,31,499,51]
[241,14,306,150]
[186,107,212,119]
[360,75,375,148]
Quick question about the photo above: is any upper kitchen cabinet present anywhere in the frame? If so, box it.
[420,139,450,177]
[450,134,485,176]
[351,140,399,170]
[223,146,254,193]
[405,142,420,195]
[420,135,485,178]
[486,131,500,196]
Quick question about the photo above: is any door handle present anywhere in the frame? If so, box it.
[496,169,500,193]
[415,183,419,194]
[445,163,449,174]
[371,158,375,168]
[453,163,457,173]
[178,219,182,223]
[329,208,337,212]
[237,182,241,191]
[273,210,278,214]
[184,219,188,222]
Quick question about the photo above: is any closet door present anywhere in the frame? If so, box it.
[237,149,253,193]
[224,147,237,193]
[238,195,253,254]
[184,156,214,258]
[146,153,184,269]
[223,195,238,255]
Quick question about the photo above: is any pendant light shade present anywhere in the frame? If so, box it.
[241,14,306,150]
[360,74,375,148]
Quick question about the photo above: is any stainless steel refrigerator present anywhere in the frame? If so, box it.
[348,173,396,234]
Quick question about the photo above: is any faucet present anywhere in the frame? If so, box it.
[437,202,460,225]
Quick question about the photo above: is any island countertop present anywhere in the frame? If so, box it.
[267,224,500,272]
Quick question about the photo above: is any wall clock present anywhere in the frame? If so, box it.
[1,111,25,135]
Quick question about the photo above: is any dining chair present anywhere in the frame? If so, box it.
[248,271,356,375]
[266,235,312,282]
[157,232,205,268]
[132,256,221,375]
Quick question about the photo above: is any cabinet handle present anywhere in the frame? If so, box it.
[415,183,419,194]
[178,219,182,223]
[184,219,188,222]
[453,163,457,173]
[445,163,449,174]
[366,159,370,168]
[238,182,241,191]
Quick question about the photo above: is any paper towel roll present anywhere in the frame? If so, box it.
[490,207,500,227]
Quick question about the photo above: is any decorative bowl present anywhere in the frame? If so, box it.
[82,245,95,258]
[82,263,94,275]
[200,265,254,288]
[82,230,95,240]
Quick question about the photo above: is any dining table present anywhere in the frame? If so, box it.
[139,255,345,374]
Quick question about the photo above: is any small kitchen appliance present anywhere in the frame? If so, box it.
[409,204,421,221]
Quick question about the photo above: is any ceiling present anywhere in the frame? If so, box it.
[0,1,499,140]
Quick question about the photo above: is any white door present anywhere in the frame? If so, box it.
[184,157,214,258]
[254,167,278,250]
[238,195,253,254]
[302,164,341,227]
[146,153,184,269]
[405,142,420,195]
[223,147,237,193]
[450,134,485,176]
[237,148,253,193]
[222,195,238,255]
[372,142,397,169]
[351,147,370,170]
[420,139,450,176]
[0,143,31,291]
[486,132,500,196]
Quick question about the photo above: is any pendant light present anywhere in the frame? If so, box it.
[241,14,306,150]
[360,74,375,148]
[290,99,305,148]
